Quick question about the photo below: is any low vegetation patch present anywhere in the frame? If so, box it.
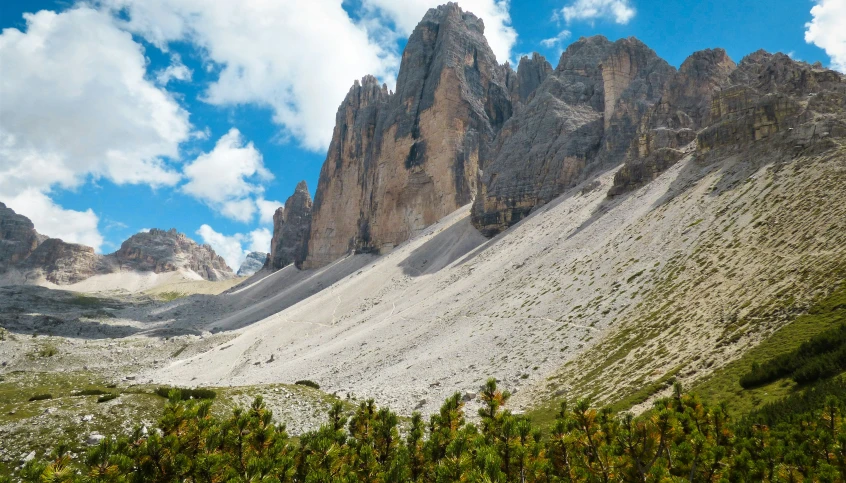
[38,344,58,358]
[157,291,187,302]
[97,394,119,403]
[740,323,846,388]
[27,394,53,402]
[295,380,320,390]
[154,387,217,400]
[69,294,102,307]
[692,284,846,414]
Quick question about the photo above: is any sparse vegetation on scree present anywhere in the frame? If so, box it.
[16,380,846,482]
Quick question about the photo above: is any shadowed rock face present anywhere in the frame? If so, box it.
[20,239,115,285]
[609,48,736,195]
[1,203,235,284]
[472,36,675,235]
[0,202,46,272]
[507,53,553,108]
[267,181,313,270]
[611,49,845,196]
[698,51,846,153]
[305,2,512,268]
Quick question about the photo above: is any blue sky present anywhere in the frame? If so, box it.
[0,0,842,268]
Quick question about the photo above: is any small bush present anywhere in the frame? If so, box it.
[97,394,119,403]
[29,394,53,402]
[71,294,102,307]
[38,344,58,357]
[741,323,846,388]
[158,291,187,302]
[295,380,320,390]
[154,387,217,400]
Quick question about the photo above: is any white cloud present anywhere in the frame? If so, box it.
[102,0,399,151]
[557,0,636,25]
[182,128,271,223]
[541,30,572,49]
[0,7,193,248]
[195,224,272,268]
[362,0,517,63]
[248,228,272,254]
[155,53,192,85]
[5,190,104,251]
[0,7,190,195]
[256,198,283,225]
[196,224,247,269]
[805,0,846,73]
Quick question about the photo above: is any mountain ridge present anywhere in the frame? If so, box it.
[258,3,845,271]
[0,206,235,285]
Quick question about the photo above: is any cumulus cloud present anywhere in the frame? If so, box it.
[196,224,273,269]
[247,228,273,254]
[0,7,190,195]
[362,0,517,63]
[805,0,846,73]
[541,30,572,49]
[155,53,192,85]
[102,0,399,151]
[196,224,246,269]
[182,128,272,223]
[256,198,283,225]
[5,190,104,251]
[557,0,636,25]
[0,7,193,248]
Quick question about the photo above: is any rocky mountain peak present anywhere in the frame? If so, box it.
[305,1,512,268]
[238,251,268,277]
[267,181,313,270]
[114,228,233,281]
[472,35,674,234]
[509,53,553,106]
[0,202,45,272]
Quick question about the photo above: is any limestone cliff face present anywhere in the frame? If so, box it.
[507,53,553,108]
[305,2,512,267]
[0,202,46,272]
[114,228,234,281]
[698,51,845,153]
[472,37,674,235]
[267,181,313,270]
[609,49,736,195]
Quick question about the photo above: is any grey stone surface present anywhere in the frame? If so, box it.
[1,203,235,284]
[267,181,312,270]
[238,252,268,277]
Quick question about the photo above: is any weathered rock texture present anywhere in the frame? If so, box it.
[305,3,512,267]
[609,48,736,195]
[20,239,115,285]
[0,202,46,272]
[0,203,235,285]
[113,229,233,281]
[506,53,553,108]
[611,50,845,195]
[238,252,268,277]
[698,51,845,153]
[472,36,675,234]
[267,181,313,270]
